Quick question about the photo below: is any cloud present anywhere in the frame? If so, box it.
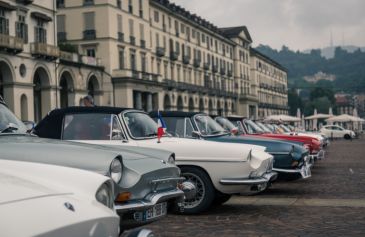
[170,0,365,51]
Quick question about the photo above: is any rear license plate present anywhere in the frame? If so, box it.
[143,202,167,221]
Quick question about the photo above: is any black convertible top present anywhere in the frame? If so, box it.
[149,111,205,118]
[34,106,139,139]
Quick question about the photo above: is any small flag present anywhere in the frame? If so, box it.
[157,111,167,143]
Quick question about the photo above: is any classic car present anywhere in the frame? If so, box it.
[0,159,119,237]
[34,106,277,214]
[320,125,355,139]
[149,112,311,180]
[278,124,330,147]
[227,116,325,160]
[0,99,184,230]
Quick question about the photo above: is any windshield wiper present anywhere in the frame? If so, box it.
[0,123,19,134]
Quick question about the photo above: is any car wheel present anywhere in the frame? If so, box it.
[213,191,232,206]
[178,166,215,214]
[344,134,351,140]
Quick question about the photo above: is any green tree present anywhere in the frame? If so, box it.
[288,89,303,116]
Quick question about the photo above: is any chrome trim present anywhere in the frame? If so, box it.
[310,150,325,160]
[150,177,185,185]
[220,171,277,185]
[273,164,311,179]
[115,189,184,213]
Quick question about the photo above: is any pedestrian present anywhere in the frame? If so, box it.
[83,95,95,107]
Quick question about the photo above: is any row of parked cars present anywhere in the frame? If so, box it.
[0,96,329,236]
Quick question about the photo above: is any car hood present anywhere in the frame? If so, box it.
[136,137,267,162]
[209,135,305,154]
[0,135,166,175]
[0,170,59,204]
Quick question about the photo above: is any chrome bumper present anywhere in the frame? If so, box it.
[273,163,311,179]
[219,171,278,185]
[115,188,184,213]
[310,149,325,160]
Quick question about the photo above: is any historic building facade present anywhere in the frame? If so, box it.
[1,0,288,121]
[250,48,289,119]
[0,0,106,122]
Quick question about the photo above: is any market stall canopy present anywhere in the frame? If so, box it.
[264,115,301,122]
[326,114,365,123]
[305,114,333,120]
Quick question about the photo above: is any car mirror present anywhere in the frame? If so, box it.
[23,121,35,133]
[191,131,202,139]
[127,229,155,237]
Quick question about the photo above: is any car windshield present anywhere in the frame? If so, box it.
[62,113,126,140]
[244,119,265,134]
[265,124,275,132]
[194,115,226,136]
[0,104,27,134]
[256,122,273,133]
[215,117,237,132]
[123,112,158,139]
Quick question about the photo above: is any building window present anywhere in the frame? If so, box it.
[154,10,159,22]
[34,20,47,43]
[141,53,146,72]
[128,0,133,13]
[139,23,144,40]
[84,0,94,6]
[174,20,179,36]
[83,12,95,39]
[57,15,66,41]
[128,19,134,36]
[56,0,65,8]
[86,48,96,57]
[181,23,185,34]
[130,50,136,70]
[139,0,143,17]
[0,10,9,35]
[117,0,122,9]
[119,48,125,69]
[16,14,28,43]
[117,14,123,41]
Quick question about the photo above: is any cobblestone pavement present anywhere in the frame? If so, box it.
[124,139,365,237]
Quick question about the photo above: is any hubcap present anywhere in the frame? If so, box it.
[182,172,205,209]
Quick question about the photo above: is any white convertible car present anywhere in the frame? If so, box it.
[0,160,119,237]
[35,107,278,214]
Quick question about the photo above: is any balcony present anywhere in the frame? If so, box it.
[193,59,201,68]
[156,47,165,57]
[0,34,24,54]
[170,51,179,61]
[57,32,67,42]
[227,70,233,77]
[183,56,190,64]
[118,32,124,42]
[83,30,96,40]
[30,43,59,60]
[203,63,210,70]
[212,65,218,73]
[220,68,226,75]
[140,40,146,48]
[130,36,136,45]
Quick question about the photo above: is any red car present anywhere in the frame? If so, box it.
[227,117,324,161]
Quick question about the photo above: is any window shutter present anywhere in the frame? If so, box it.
[5,19,9,34]
[24,24,28,43]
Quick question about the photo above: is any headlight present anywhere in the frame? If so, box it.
[96,183,114,209]
[168,155,175,165]
[110,158,123,183]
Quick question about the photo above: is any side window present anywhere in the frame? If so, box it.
[185,118,194,138]
[111,115,126,140]
[62,113,113,140]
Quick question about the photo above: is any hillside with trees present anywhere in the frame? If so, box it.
[256,45,365,116]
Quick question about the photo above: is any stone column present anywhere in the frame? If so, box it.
[146,93,153,112]
[135,91,142,110]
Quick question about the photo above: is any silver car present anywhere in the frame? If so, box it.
[0,97,185,231]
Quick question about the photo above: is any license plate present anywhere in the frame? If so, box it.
[301,165,311,179]
[143,202,167,221]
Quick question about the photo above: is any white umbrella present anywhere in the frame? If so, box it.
[313,109,318,131]
[296,108,301,118]
[329,107,333,116]
[305,113,333,120]
[326,114,364,122]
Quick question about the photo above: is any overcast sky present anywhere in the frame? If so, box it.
[171,0,365,51]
